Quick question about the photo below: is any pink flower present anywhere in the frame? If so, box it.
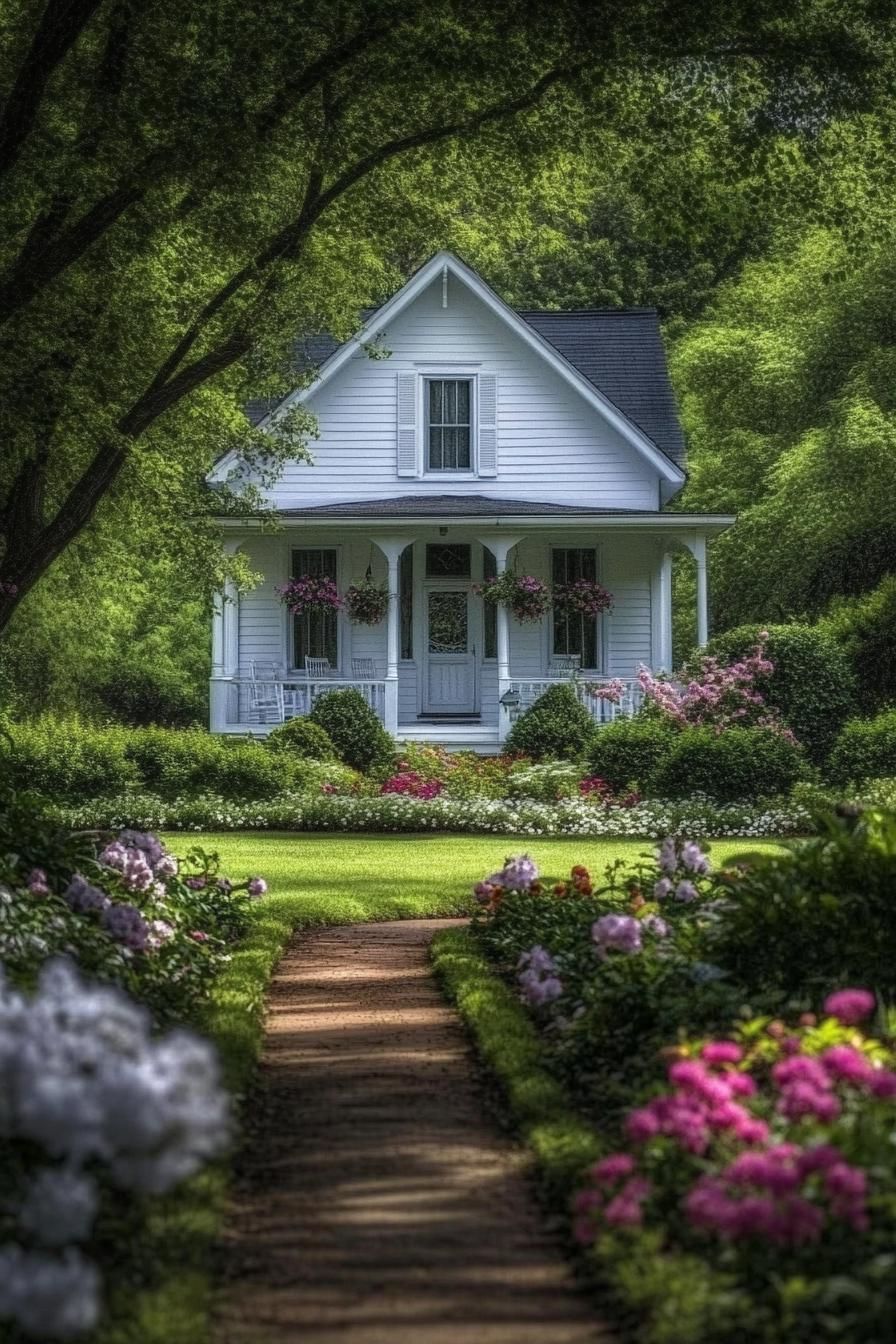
[625,1107,660,1143]
[701,1041,743,1067]
[189,930,210,943]
[869,1069,896,1100]
[820,1045,876,1087]
[590,1154,636,1184]
[26,868,49,896]
[824,988,876,1025]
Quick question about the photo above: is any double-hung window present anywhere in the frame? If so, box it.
[552,548,599,669]
[292,548,338,669]
[426,378,472,471]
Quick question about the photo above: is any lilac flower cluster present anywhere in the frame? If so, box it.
[652,837,710,901]
[592,913,642,959]
[0,959,230,1339]
[276,574,342,615]
[637,633,796,740]
[99,830,176,891]
[517,945,564,1007]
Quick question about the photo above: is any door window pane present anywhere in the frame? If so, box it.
[428,591,468,653]
[551,548,598,668]
[400,546,413,660]
[425,543,470,577]
[427,378,472,470]
[292,548,338,668]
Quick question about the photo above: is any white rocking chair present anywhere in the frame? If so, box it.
[351,657,377,680]
[548,654,581,678]
[249,661,302,720]
[304,656,333,679]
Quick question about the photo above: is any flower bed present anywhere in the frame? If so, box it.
[461,808,896,1342]
[48,790,814,838]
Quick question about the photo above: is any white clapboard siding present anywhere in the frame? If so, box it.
[258,276,658,510]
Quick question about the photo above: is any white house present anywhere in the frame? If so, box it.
[207,252,734,750]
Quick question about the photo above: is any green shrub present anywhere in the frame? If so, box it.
[821,576,896,713]
[309,689,395,773]
[0,717,139,800]
[266,716,336,760]
[828,710,896,783]
[504,684,594,761]
[124,727,296,800]
[585,715,678,791]
[650,725,808,801]
[691,623,855,763]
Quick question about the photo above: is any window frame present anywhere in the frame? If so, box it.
[421,373,478,477]
[288,545,341,673]
[549,546,600,671]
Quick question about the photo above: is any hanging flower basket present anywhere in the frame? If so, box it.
[276,575,342,617]
[343,578,389,625]
[552,578,614,618]
[474,572,551,623]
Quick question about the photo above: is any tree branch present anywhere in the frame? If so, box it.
[0,0,106,178]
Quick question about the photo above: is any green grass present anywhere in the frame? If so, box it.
[108,831,786,1344]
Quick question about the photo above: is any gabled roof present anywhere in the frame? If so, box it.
[235,252,686,488]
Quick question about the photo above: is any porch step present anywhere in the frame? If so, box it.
[397,723,501,755]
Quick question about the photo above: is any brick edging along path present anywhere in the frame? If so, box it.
[213,919,609,1343]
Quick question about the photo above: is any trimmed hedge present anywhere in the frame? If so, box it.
[505,683,595,761]
[691,623,855,763]
[650,725,809,802]
[309,688,395,773]
[821,577,896,713]
[0,717,139,800]
[585,716,679,791]
[827,710,896,783]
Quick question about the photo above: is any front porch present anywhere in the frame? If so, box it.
[210,506,731,752]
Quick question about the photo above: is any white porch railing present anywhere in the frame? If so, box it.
[210,677,387,731]
[499,676,643,742]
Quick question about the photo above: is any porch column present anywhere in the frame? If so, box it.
[684,533,709,649]
[373,536,411,735]
[657,548,673,671]
[211,541,241,732]
[477,533,524,742]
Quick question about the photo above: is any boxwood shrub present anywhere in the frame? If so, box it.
[585,715,679,791]
[504,684,594,761]
[266,716,336,760]
[309,688,395,773]
[690,623,855,764]
[827,710,896,783]
[0,717,139,800]
[649,725,809,801]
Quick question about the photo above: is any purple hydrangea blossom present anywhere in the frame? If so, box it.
[517,945,563,1007]
[642,914,669,938]
[26,868,50,897]
[500,855,539,890]
[592,914,642,959]
[248,877,267,897]
[63,875,109,915]
[674,880,699,903]
[101,903,151,952]
[680,841,711,875]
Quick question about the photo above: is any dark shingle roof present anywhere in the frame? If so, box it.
[517,310,685,468]
[245,305,685,470]
[278,495,660,519]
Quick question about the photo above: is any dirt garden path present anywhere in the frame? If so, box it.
[213,919,610,1344]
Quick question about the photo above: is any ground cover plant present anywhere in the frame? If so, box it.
[458,806,896,1342]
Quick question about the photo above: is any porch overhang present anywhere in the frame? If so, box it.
[211,495,735,536]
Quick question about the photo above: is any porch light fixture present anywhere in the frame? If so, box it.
[499,688,520,708]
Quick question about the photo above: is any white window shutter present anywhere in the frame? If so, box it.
[396,372,418,476]
[478,372,498,476]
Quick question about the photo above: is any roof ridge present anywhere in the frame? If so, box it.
[517,306,659,316]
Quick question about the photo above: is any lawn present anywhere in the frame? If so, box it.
[164,831,787,925]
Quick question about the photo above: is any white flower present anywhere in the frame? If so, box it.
[0,1245,101,1339]
[17,1169,99,1246]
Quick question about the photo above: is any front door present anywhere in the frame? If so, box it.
[424,587,476,713]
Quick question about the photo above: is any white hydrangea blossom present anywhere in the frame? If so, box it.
[0,958,231,1338]
[0,1247,101,1340]
[17,1169,99,1246]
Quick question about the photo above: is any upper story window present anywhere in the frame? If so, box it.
[426,378,472,471]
